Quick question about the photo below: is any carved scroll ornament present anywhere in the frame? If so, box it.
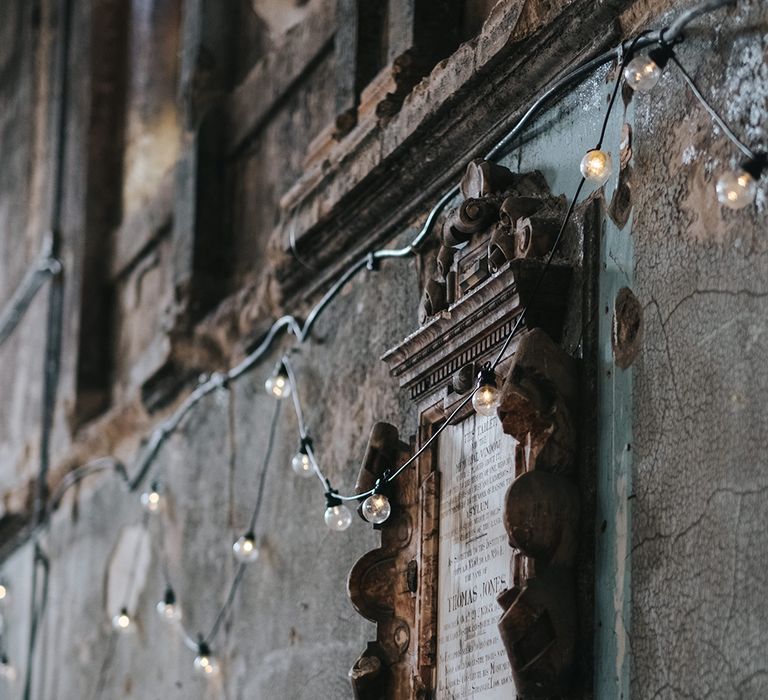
[420,159,567,323]
[496,328,581,697]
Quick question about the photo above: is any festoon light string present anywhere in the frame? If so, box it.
[0,0,762,684]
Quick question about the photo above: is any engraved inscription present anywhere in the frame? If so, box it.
[436,414,516,698]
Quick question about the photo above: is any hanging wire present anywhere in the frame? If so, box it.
[248,400,282,532]
[0,243,61,348]
[668,52,757,161]
[152,391,284,650]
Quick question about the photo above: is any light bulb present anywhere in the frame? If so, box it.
[716,169,757,210]
[580,149,613,186]
[232,533,260,563]
[0,656,16,683]
[140,481,164,513]
[265,363,291,399]
[291,449,314,478]
[472,365,501,417]
[623,55,663,92]
[324,504,352,531]
[194,643,220,678]
[0,582,8,604]
[361,493,391,524]
[156,588,182,623]
[112,607,133,632]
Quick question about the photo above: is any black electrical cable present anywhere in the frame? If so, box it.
[0,244,61,348]
[148,392,283,652]
[668,52,757,161]
[203,399,282,644]
[248,400,282,532]
[23,0,72,695]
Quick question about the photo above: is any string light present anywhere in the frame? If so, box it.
[140,481,164,513]
[111,607,133,632]
[0,655,16,683]
[623,46,671,93]
[0,581,8,604]
[472,365,501,417]
[324,490,352,531]
[193,642,220,678]
[579,149,613,185]
[156,588,182,623]
[716,155,765,210]
[265,361,291,399]
[291,438,314,478]
[361,491,391,525]
[232,532,260,563]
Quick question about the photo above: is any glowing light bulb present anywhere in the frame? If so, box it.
[716,169,757,210]
[0,656,16,683]
[361,493,391,524]
[112,607,133,632]
[232,532,260,563]
[472,365,501,417]
[324,505,352,531]
[0,581,8,603]
[623,55,663,92]
[580,149,613,186]
[324,490,352,532]
[140,481,164,513]
[156,588,182,623]
[291,447,314,478]
[265,362,291,399]
[194,643,220,678]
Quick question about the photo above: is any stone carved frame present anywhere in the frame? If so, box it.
[347,161,597,699]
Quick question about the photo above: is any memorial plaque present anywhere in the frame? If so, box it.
[349,160,588,700]
[436,413,516,698]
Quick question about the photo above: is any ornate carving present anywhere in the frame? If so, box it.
[420,160,569,325]
[348,423,421,700]
[496,328,581,697]
[352,163,591,700]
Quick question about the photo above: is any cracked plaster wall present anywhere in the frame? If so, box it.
[628,1,768,698]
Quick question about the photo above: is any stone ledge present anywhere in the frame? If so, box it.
[268,0,627,308]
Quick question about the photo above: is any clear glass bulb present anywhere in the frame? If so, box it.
[361,493,391,524]
[623,55,662,93]
[156,589,182,623]
[140,483,163,513]
[291,450,314,478]
[0,657,16,682]
[716,169,757,210]
[473,384,500,417]
[232,533,259,563]
[580,149,613,186]
[0,582,8,604]
[324,504,352,531]
[156,600,182,623]
[112,608,133,632]
[265,370,291,399]
[193,648,220,678]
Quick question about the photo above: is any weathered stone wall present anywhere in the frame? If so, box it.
[629,2,768,697]
[0,0,766,699]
